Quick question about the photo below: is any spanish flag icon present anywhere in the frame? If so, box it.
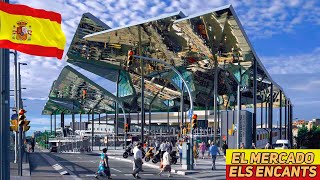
[0,2,66,59]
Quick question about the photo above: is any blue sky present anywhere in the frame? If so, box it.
[9,0,320,135]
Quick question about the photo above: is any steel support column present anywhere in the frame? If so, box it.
[50,114,52,135]
[79,113,82,131]
[149,105,151,139]
[265,99,268,128]
[54,113,56,136]
[99,113,101,150]
[71,112,75,135]
[236,59,242,148]
[289,101,293,146]
[252,58,257,144]
[213,54,218,144]
[285,98,287,139]
[180,83,184,125]
[167,100,169,132]
[268,84,273,144]
[138,26,145,144]
[61,112,64,130]
[279,91,282,139]
[91,109,94,150]
[261,99,263,128]
[236,83,241,148]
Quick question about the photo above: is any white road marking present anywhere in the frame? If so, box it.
[70,175,82,180]
[110,168,122,172]
[57,161,95,163]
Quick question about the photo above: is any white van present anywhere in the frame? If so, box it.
[274,140,290,149]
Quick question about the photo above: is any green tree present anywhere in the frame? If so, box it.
[295,125,320,149]
[296,125,308,148]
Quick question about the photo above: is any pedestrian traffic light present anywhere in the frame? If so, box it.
[124,123,129,132]
[22,120,30,132]
[10,119,18,132]
[127,50,134,67]
[192,114,198,129]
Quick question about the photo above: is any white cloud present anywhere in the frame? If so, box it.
[261,47,320,75]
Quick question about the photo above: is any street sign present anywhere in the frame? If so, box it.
[188,110,192,119]
[11,114,18,120]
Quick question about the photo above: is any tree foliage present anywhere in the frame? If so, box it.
[295,125,320,148]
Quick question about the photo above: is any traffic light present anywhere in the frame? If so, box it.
[192,114,198,129]
[10,119,18,132]
[82,89,87,99]
[18,109,26,125]
[22,120,30,132]
[124,123,129,133]
[127,50,134,67]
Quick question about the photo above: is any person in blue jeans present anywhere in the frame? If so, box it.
[209,142,220,170]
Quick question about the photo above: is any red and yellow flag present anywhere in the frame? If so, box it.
[0,2,66,59]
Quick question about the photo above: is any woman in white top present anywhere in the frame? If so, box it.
[177,143,183,165]
[158,149,171,177]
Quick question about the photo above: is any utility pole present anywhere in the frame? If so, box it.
[0,0,10,176]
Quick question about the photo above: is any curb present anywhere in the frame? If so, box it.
[107,156,196,175]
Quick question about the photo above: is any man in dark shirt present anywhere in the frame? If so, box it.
[222,141,228,158]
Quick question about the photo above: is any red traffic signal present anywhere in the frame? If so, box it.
[124,123,129,132]
[127,50,134,66]
[18,109,26,115]
[192,114,198,129]
[82,89,87,99]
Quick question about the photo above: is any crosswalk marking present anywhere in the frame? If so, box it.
[124,174,156,176]
[111,168,122,172]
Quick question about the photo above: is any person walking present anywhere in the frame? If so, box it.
[265,142,271,149]
[222,141,228,158]
[207,140,211,157]
[200,142,206,159]
[95,148,111,179]
[30,136,35,153]
[209,142,220,170]
[158,149,172,177]
[160,141,167,159]
[167,141,172,152]
[251,143,256,149]
[177,142,183,165]
[193,144,199,166]
[132,145,143,179]
[240,143,245,149]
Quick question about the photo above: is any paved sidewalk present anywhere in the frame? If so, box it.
[10,150,31,179]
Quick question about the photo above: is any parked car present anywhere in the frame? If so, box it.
[274,140,290,149]
[50,146,58,152]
